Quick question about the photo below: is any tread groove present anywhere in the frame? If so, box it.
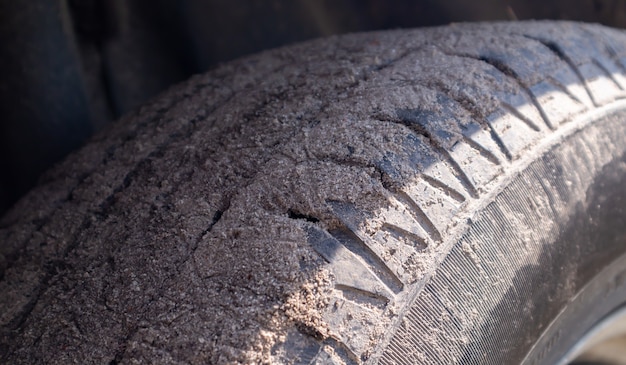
[545,75,585,105]
[420,175,466,203]
[521,34,599,107]
[460,134,505,164]
[287,210,320,223]
[416,79,515,162]
[381,223,428,251]
[477,53,559,130]
[376,115,480,199]
[479,124,513,162]
[436,48,557,130]
[327,225,404,294]
[322,337,360,365]
[391,190,443,243]
[484,54,559,130]
[591,57,625,90]
[499,102,542,132]
[334,284,390,307]
[606,45,626,75]
[500,102,541,132]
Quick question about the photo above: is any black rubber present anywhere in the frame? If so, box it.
[1,21,626,364]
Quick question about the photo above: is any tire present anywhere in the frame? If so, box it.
[2,21,626,365]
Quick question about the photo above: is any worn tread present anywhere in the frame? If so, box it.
[2,21,626,364]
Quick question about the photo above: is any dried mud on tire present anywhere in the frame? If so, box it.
[2,21,626,365]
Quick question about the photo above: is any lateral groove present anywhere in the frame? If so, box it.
[391,190,443,243]
[521,34,599,107]
[380,223,428,251]
[327,225,404,294]
[305,224,396,299]
[377,115,480,199]
[499,102,542,132]
[483,53,560,130]
[545,76,585,104]
[461,134,505,165]
[334,284,390,307]
[322,337,360,365]
[436,48,557,130]
[420,175,466,203]
[420,78,515,162]
[591,58,626,91]
[579,25,626,75]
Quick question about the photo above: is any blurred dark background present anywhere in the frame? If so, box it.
[2,0,626,215]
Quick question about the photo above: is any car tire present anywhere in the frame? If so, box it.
[2,21,626,365]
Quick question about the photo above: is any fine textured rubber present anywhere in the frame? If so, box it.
[2,21,626,364]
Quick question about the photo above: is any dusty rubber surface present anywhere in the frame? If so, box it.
[2,21,626,364]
